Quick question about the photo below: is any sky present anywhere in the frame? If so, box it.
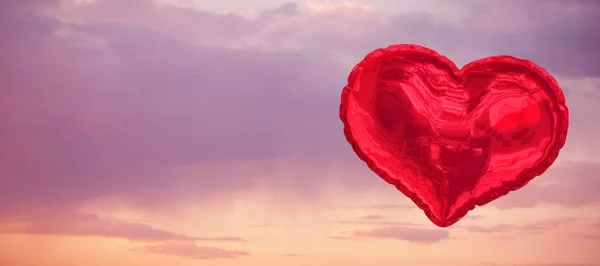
[0,0,599,265]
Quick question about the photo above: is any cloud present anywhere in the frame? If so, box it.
[464,215,485,220]
[48,0,600,77]
[0,0,599,218]
[331,204,415,210]
[303,0,600,77]
[196,237,247,242]
[464,224,514,234]
[0,209,244,243]
[461,217,589,234]
[572,234,600,240]
[461,217,600,242]
[0,0,351,210]
[491,162,600,209]
[356,214,385,220]
[341,226,449,244]
[327,219,423,227]
[52,0,269,45]
[138,241,249,260]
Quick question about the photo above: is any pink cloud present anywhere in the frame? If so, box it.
[336,226,450,244]
[138,241,249,260]
[492,162,600,209]
[327,219,423,227]
[461,217,591,235]
[331,204,415,210]
[464,214,485,220]
[356,214,386,220]
[0,0,349,211]
[54,0,271,43]
[0,0,599,223]
[195,237,247,242]
[0,209,245,243]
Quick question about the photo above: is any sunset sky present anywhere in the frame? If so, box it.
[1,0,599,265]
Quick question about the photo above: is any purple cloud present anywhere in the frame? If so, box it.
[0,0,598,217]
[0,0,350,210]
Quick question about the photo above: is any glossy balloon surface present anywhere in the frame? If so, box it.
[340,44,569,227]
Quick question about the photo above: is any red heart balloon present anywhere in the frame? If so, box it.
[340,44,569,227]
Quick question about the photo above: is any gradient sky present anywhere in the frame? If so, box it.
[1,0,599,265]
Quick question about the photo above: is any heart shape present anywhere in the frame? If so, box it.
[340,44,569,227]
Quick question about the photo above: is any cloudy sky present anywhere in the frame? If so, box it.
[0,0,599,265]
